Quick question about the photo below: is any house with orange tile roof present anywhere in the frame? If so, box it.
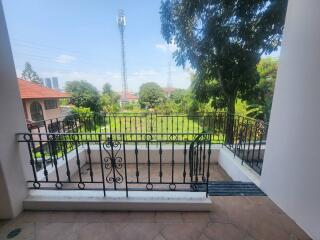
[162,87,176,97]
[119,91,139,104]
[17,78,70,124]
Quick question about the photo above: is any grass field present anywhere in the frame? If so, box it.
[75,114,227,143]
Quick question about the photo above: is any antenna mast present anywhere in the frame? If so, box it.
[117,9,128,103]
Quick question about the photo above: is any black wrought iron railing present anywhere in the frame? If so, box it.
[27,112,227,142]
[17,132,213,196]
[25,112,267,175]
[223,113,268,175]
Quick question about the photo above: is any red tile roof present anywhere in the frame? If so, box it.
[18,78,70,99]
[163,87,176,94]
[119,92,139,101]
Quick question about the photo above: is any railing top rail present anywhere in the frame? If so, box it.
[16,132,214,144]
[27,111,267,123]
[17,132,213,137]
[26,111,230,125]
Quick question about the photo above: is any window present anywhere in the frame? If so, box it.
[30,101,44,122]
[44,99,58,110]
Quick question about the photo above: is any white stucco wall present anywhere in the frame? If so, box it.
[37,147,87,183]
[0,2,29,219]
[86,145,219,164]
[218,147,260,186]
[260,1,320,239]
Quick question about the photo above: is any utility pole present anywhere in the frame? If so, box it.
[117,9,128,103]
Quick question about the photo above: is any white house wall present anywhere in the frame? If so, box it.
[260,1,320,239]
[0,2,29,219]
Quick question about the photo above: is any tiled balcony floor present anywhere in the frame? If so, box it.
[0,196,310,240]
[42,163,232,191]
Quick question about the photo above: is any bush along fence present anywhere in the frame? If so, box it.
[25,112,267,175]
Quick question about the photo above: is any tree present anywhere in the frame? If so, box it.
[156,99,179,114]
[65,80,101,112]
[21,62,42,84]
[160,0,287,142]
[139,82,165,109]
[102,83,112,95]
[251,57,278,121]
[169,89,193,113]
[100,83,120,113]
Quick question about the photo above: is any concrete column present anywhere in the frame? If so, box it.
[261,1,320,239]
[0,1,29,218]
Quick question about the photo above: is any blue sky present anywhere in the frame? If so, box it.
[2,0,279,92]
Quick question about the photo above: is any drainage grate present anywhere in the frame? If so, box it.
[197,181,266,196]
[6,228,21,239]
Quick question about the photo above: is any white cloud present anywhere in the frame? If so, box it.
[156,42,177,53]
[55,54,76,64]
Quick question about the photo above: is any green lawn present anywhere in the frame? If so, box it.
[72,114,226,143]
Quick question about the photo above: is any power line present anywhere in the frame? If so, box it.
[12,50,112,67]
[11,38,105,58]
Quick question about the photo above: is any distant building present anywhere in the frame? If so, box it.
[119,91,139,105]
[163,87,176,97]
[45,78,52,88]
[52,77,59,90]
[18,78,70,125]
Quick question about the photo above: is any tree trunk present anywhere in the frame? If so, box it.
[225,95,236,144]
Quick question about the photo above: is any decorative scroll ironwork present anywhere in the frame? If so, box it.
[103,137,124,189]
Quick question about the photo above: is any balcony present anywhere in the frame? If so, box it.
[1,1,319,238]
[19,113,266,198]
[0,112,309,239]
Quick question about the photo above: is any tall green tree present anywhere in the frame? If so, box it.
[169,89,193,113]
[139,82,165,109]
[102,83,112,95]
[160,0,287,142]
[100,83,120,113]
[251,57,278,122]
[65,80,101,112]
[21,62,42,84]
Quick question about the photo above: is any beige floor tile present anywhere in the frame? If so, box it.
[0,195,311,240]
[45,211,78,223]
[0,219,9,228]
[35,222,83,240]
[0,222,35,240]
[243,232,256,240]
[127,211,156,223]
[118,223,163,240]
[204,222,246,240]
[155,212,183,223]
[14,211,52,223]
[272,213,311,240]
[181,212,210,223]
[198,234,211,240]
[161,223,206,240]
[99,211,131,223]
[77,223,126,240]
[209,204,231,224]
[73,211,107,223]
[153,233,167,240]
[246,218,291,240]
